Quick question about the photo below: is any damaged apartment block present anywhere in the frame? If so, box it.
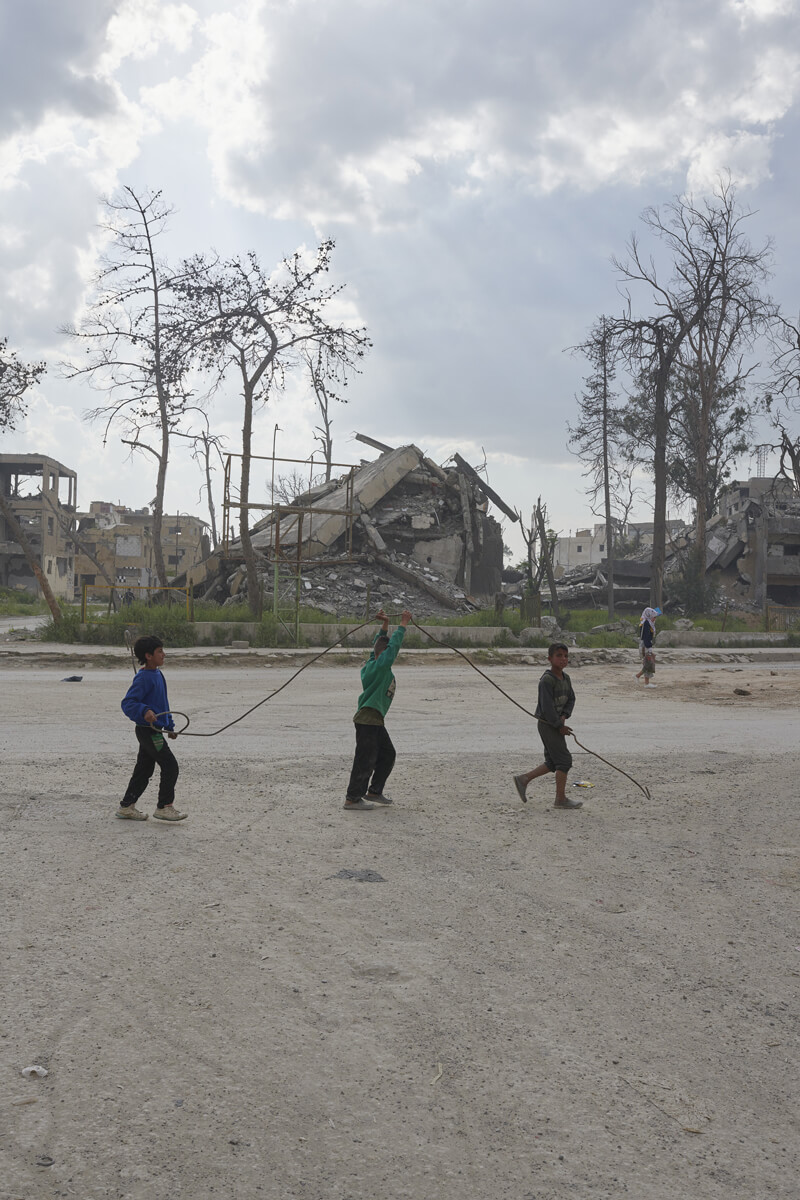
[0,453,77,598]
[200,439,515,616]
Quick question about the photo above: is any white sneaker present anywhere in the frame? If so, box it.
[116,804,148,820]
[153,805,188,822]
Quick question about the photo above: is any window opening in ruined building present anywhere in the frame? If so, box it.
[47,517,54,534]
[599,543,605,552]
[576,545,583,553]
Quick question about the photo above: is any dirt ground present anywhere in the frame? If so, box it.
[2,653,799,1199]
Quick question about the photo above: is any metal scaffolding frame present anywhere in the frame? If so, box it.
[221,452,359,642]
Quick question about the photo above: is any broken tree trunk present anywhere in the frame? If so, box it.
[456,472,474,594]
[535,501,560,623]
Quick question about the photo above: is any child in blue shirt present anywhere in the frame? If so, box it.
[118,635,187,822]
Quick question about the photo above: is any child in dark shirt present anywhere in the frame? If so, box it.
[117,635,187,822]
[512,642,582,810]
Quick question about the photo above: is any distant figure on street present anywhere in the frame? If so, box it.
[344,608,411,811]
[635,606,661,686]
[513,642,582,809]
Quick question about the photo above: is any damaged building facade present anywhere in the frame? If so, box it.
[74,503,209,596]
[197,441,513,616]
[546,475,800,615]
[706,477,800,608]
[0,453,77,599]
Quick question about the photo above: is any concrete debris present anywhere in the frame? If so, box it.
[194,442,511,617]
[589,620,636,635]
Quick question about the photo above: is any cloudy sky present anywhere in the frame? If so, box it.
[2,0,800,558]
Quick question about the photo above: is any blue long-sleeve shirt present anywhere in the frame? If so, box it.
[121,667,175,731]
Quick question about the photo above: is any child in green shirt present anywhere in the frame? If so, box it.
[344,608,412,811]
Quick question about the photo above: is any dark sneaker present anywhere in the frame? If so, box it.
[116,804,148,820]
[554,798,583,810]
[513,775,528,803]
[343,799,375,811]
[153,805,188,822]
[366,792,393,805]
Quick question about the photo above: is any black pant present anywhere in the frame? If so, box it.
[346,723,396,801]
[121,726,179,809]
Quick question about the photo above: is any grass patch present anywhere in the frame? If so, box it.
[39,603,198,648]
[0,587,47,618]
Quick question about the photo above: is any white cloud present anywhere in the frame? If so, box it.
[686,130,777,191]
[141,2,270,208]
[100,0,199,72]
[730,0,797,22]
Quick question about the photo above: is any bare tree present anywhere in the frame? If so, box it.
[301,343,361,482]
[612,178,774,608]
[622,361,753,521]
[516,499,559,622]
[765,313,800,492]
[568,316,625,618]
[177,240,371,617]
[273,467,327,506]
[61,188,196,586]
[0,338,45,430]
[173,414,226,549]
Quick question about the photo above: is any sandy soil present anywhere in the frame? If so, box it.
[1,655,798,1199]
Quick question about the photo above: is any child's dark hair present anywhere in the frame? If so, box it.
[133,635,164,665]
[548,641,568,657]
[374,633,390,654]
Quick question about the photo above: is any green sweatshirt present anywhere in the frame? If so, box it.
[354,627,406,724]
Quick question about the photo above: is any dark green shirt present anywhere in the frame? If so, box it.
[535,669,575,728]
[353,627,405,725]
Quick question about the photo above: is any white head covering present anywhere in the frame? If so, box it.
[640,606,660,632]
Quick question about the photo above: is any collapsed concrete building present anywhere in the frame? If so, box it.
[192,441,513,616]
[541,475,800,615]
[705,484,800,609]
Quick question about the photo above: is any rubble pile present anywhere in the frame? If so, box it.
[274,549,473,618]
[195,441,511,617]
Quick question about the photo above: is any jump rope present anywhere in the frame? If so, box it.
[125,621,652,800]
